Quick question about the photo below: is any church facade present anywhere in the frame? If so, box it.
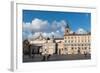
[29,24,91,56]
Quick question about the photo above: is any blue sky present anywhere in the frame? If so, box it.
[22,10,91,39]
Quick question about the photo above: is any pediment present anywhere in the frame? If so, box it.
[34,33,46,41]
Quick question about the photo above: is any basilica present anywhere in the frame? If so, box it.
[28,24,91,56]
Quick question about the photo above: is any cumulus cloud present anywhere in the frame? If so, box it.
[31,18,49,32]
[23,18,88,40]
[22,30,33,40]
[23,18,67,40]
[23,18,49,32]
[76,28,87,34]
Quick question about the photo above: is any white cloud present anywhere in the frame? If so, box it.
[51,21,58,29]
[59,20,67,33]
[22,31,33,40]
[23,18,49,33]
[76,28,87,34]
[70,31,74,34]
[23,18,68,39]
[56,30,60,33]
[33,32,40,37]
[31,18,48,31]
[22,22,31,31]
[60,20,67,27]
[30,31,63,39]
[23,18,88,40]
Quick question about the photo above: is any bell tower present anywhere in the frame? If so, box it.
[64,23,70,35]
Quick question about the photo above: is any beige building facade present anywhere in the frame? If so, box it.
[64,24,91,54]
[42,37,56,55]
[29,24,91,55]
